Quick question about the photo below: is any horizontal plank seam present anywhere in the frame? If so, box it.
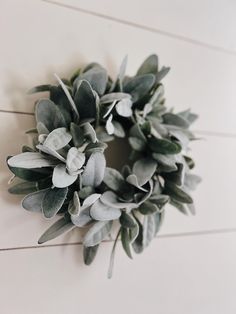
[0,110,235,139]
[1,227,236,253]
[41,0,236,57]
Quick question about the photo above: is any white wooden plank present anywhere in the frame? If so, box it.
[0,233,236,314]
[0,1,236,134]
[1,112,236,249]
[54,0,236,53]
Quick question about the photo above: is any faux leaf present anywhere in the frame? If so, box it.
[137,54,158,76]
[116,98,133,117]
[38,215,74,244]
[43,128,72,151]
[35,99,66,131]
[100,191,137,209]
[22,189,49,212]
[121,227,132,259]
[52,164,78,188]
[100,92,131,104]
[66,147,85,175]
[148,137,182,154]
[42,187,68,218]
[90,199,121,221]
[78,67,108,95]
[103,167,125,191]
[83,244,99,265]
[124,74,155,102]
[163,113,190,129]
[165,181,193,204]
[82,152,106,187]
[8,152,57,169]
[83,221,113,247]
[70,123,84,147]
[139,201,158,215]
[132,158,157,186]
[142,214,156,248]
[105,114,114,135]
[9,181,38,195]
[74,80,96,121]
[68,191,81,215]
[152,153,177,172]
[119,211,137,229]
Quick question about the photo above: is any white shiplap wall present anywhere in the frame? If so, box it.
[0,0,236,313]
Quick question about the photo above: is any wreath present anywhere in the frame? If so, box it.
[7,54,201,278]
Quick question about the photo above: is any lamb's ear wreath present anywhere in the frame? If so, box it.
[7,54,201,277]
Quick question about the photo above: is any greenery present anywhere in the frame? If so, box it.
[7,54,201,277]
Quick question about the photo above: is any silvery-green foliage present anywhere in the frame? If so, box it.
[7,54,201,277]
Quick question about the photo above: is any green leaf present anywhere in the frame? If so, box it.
[184,173,201,190]
[71,207,92,227]
[82,122,98,143]
[54,73,80,118]
[156,66,170,83]
[129,123,147,142]
[132,216,143,254]
[148,137,182,154]
[82,152,106,187]
[170,199,188,215]
[119,211,137,229]
[77,67,108,95]
[100,191,137,209]
[28,84,52,94]
[90,199,121,221]
[38,215,74,244]
[165,181,193,204]
[124,74,155,102]
[8,152,57,169]
[22,189,50,212]
[126,174,148,192]
[154,211,164,235]
[149,194,169,209]
[163,113,190,128]
[137,54,158,76]
[78,186,95,199]
[68,191,81,215]
[115,98,133,117]
[7,160,50,181]
[164,163,185,186]
[178,109,198,124]
[52,164,78,188]
[43,128,72,151]
[36,144,65,163]
[107,229,121,279]
[132,158,157,186]
[103,167,125,191]
[121,227,132,259]
[42,187,68,218]
[70,123,84,147]
[35,99,66,131]
[105,114,114,135]
[83,221,113,247]
[152,153,177,172]
[113,121,125,138]
[139,201,158,215]
[74,80,96,121]
[100,92,131,104]
[128,137,146,152]
[66,148,85,175]
[8,181,38,195]
[142,214,156,248]
[83,244,99,265]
